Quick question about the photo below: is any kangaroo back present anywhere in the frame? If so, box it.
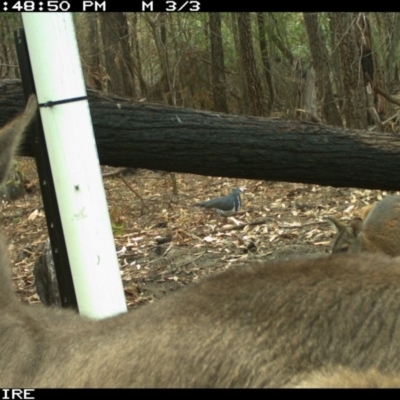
[360,195,400,255]
[329,195,400,256]
[47,255,400,386]
[2,252,400,387]
[289,367,400,388]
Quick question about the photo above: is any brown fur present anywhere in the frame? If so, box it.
[328,195,400,256]
[289,367,400,388]
[3,97,400,387]
[360,204,374,221]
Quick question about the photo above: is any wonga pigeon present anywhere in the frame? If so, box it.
[193,188,244,215]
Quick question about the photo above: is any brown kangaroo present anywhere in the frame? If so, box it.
[328,195,400,256]
[288,367,400,388]
[2,95,400,388]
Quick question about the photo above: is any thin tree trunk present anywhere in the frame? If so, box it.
[229,13,249,114]
[131,14,148,99]
[99,13,128,96]
[237,13,267,117]
[303,13,342,126]
[331,13,368,129]
[145,14,174,105]
[256,13,275,113]
[209,13,229,113]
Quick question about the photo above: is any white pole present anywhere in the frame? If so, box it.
[22,13,127,319]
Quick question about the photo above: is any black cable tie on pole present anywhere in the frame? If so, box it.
[39,95,88,108]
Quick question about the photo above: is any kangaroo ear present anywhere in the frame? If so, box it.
[0,95,37,185]
[326,216,348,232]
[360,204,374,221]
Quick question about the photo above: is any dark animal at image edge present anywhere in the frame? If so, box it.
[2,95,400,387]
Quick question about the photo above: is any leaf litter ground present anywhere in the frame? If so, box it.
[2,157,396,310]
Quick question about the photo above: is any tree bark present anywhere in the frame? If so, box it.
[117,13,136,98]
[145,14,174,105]
[303,13,342,127]
[2,80,400,191]
[331,13,368,129]
[131,14,148,99]
[228,13,249,114]
[75,14,103,91]
[237,13,267,117]
[209,13,229,113]
[99,13,133,97]
[256,13,275,113]
[382,13,400,85]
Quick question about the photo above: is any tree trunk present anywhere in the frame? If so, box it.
[131,14,148,99]
[209,13,229,113]
[303,13,342,127]
[117,13,136,98]
[76,14,103,91]
[228,13,249,114]
[99,13,132,97]
[0,14,21,79]
[375,13,400,87]
[237,13,267,117]
[331,13,368,129]
[145,14,174,105]
[256,13,275,113]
